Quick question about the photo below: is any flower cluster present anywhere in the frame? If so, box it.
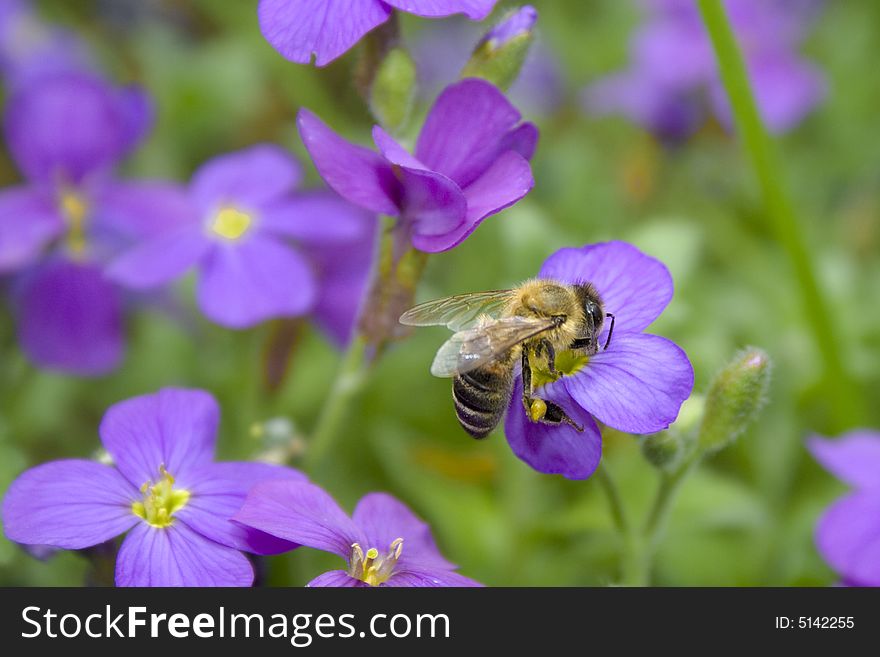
[583,0,826,140]
[808,431,880,586]
[2,388,475,587]
[504,241,694,479]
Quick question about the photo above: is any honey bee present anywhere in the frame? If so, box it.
[400,280,615,439]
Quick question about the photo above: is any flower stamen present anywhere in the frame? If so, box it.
[59,189,89,256]
[210,206,252,241]
[131,465,190,528]
[348,538,404,586]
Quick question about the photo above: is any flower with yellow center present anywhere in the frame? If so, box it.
[210,206,253,241]
[131,465,191,528]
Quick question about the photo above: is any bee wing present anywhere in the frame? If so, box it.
[429,315,557,377]
[399,290,515,331]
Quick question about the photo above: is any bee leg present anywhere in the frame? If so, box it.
[521,350,583,432]
[603,313,615,350]
[539,339,558,376]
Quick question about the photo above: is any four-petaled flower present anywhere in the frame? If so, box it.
[107,144,377,333]
[298,78,536,254]
[582,0,826,140]
[504,241,694,479]
[258,0,498,66]
[1,388,305,586]
[0,69,184,375]
[234,480,481,587]
[808,431,880,586]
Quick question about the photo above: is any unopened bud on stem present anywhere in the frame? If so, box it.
[461,5,537,91]
[698,347,771,454]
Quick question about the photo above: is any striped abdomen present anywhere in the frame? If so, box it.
[452,359,514,439]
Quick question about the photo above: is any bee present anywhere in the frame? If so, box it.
[400,280,615,439]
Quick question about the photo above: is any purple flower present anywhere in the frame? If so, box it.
[0,69,181,375]
[298,78,536,253]
[258,0,498,67]
[503,241,694,479]
[107,145,376,332]
[583,0,826,139]
[234,481,481,587]
[1,388,306,586]
[0,0,92,88]
[808,431,880,586]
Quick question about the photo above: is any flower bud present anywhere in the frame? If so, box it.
[461,6,537,91]
[698,347,771,454]
[369,47,417,132]
[641,430,684,471]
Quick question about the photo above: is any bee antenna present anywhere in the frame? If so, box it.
[603,313,615,350]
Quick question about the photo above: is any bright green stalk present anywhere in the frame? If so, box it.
[697,0,863,429]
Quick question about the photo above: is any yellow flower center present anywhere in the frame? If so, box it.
[529,348,590,390]
[210,206,252,241]
[348,538,404,586]
[59,190,89,256]
[131,465,190,528]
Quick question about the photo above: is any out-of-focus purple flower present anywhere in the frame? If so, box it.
[0,0,93,88]
[808,431,880,586]
[298,78,536,254]
[258,0,498,67]
[1,388,306,586]
[0,70,178,375]
[582,0,826,139]
[503,241,693,479]
[413,16,565,116]
[234,481,481,587]
[107,145,377,333]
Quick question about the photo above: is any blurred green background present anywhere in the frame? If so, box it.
[1,0,878,586]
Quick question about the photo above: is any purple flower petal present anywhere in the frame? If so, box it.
[189,144,302,214]
[196,236,316,329]
[233,480,364,558]
[500,122,539,161]
[258,0,391,67]
[353,493,456,569]
[564,333,694,434]
[539,241,674,336]
[14,258,124,376]
[416,79,523,188]
[309,213,379,346]
[3,71,143,184]
[460,149,533,229]
[1,459,137,549]
[372,127,468,252]
[99,388,219,487]
[808,433,880,490]
[504,378,603,479]
[386,568,483,587]
[92,181,196,241]
[297,109,400,215]
[177,461,306,555]
[383,0,497,20]
[0,186,63,273]
[115,522,253,587]
[308,570,365,587]
[259,192,368,245]
[815,491,880,587]
[106,226,209,290]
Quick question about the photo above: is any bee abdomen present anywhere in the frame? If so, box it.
[453,368,513,439]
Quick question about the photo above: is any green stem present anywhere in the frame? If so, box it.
[697,0,862,429]
[642,454,699,546]
[595,464,629,535]
[303,335,369,471]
